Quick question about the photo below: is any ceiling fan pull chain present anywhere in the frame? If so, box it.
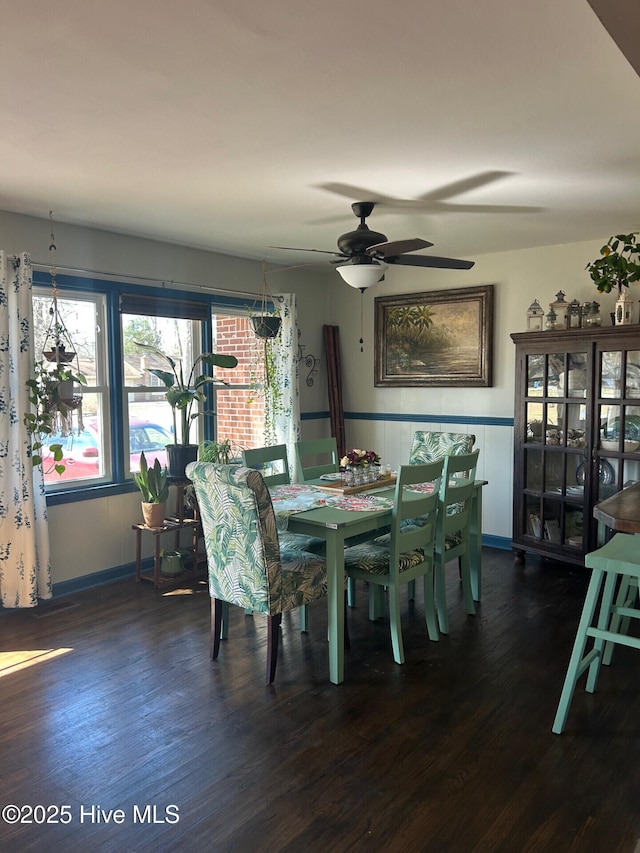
[360,296,364,353]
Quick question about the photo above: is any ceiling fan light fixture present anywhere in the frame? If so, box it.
[336,262,387,291]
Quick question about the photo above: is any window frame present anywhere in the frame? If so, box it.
[31,271,254,506]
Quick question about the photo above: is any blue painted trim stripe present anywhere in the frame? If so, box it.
[52,561,139,598]
[345,411,514,427]
[303,411,514,427]
[482,535,511,551]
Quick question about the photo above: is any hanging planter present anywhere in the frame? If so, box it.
[43,347,76,364]
[251,315,281,339]
[23,213,87,475]
[250,260,282,340]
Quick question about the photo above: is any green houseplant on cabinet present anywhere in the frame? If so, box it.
[134,450,170,528]
[134,342,238,478]
[586,232,640,294]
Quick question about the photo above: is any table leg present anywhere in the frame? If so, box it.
[470,482,484,601]
[325,530,346,685]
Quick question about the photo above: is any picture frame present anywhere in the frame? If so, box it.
[374,284,494,387]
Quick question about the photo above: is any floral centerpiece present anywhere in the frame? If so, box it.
[340,448,380,469]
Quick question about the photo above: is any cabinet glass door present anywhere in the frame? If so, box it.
[597,347,640,494]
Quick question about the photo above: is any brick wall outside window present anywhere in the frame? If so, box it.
[214,316,265,453]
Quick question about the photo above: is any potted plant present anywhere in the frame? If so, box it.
[250,261,282,339]
[198,438,233,464]
[24,359,86,475]
[134,450,170,528]
[586,232,640,294]
[134,342,238,478]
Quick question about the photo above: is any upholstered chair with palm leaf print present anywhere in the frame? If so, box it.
[186,462,330,684]
[408,430,475,465]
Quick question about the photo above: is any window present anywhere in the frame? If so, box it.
[31,277,264,495]
[33,287,110,488]
[122,313,201,473]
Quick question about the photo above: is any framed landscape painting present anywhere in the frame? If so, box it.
[374,284,494,387]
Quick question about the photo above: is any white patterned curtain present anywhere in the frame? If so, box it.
[270,293,301,479]
[0,251,52,607]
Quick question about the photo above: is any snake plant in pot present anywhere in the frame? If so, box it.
[134,450,170,528]
[134,342,238,478]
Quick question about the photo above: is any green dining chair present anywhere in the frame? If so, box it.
[294,437,339,482]
[242,443,292,487]
[186,462,333,684]
[343,460,444,664]
[434,449,480,635]
[388,431,477,614]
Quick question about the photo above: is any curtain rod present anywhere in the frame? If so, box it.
[28,260,261,300]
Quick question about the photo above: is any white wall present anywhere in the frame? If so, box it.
[1,207,618,581]
[325,237,616,544]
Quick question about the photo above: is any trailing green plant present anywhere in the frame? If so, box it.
[247,332,291,447]
[133,343,238,446]
[586,233,640,294]
[133,451,170,503]
[24,360,86,474]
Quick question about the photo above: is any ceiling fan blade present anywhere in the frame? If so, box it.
[269,245,346,258]
[316,182,397,204]
[388,254,475,270]
[416,171,513,203]
[368,237,434,257]
[420,202,543,214]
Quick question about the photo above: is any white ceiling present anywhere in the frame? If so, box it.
[2,0,640,269]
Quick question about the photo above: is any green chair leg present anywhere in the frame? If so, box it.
[369,584,384,621]
[602,575,637,665]
[347,577,357,607]
[388,583,405,664]
[552,568,605,734]
[423,575,439,642]
[435,560,449,635]
[460,552,476,616]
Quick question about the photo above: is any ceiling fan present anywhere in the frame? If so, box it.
[272,201,475,291]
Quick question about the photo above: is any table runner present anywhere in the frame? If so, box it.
[270,484,394,531]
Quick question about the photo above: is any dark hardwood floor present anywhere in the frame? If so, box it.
[1,548,639,853]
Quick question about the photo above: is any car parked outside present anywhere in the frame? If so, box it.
[43,419,173,484]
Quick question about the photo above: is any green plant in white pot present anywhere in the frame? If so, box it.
[586,232,640,294]
[134,451,170,528]
[134,342,238,478]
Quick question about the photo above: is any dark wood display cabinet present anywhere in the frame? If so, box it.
[511,325,640,566]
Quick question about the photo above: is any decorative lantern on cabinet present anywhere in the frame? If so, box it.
[545,307,558,331]
[615,287,634,325]
[567,299,582,328]
[526,299,544,330]
[549,291,568,329]
[583,300,602,327]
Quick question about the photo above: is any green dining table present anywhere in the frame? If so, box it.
[272,477,488,684]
